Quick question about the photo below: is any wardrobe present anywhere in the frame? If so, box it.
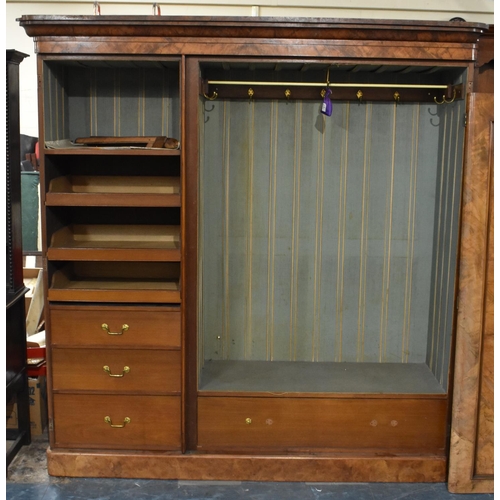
[18,16,493,490]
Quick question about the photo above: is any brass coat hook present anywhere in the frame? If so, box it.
[393,91,400,104]
[203,91,218,101]
[434,89,456,105]
[285,89,291,100]
[356,90,363,102]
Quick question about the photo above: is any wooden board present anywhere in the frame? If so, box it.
[48,278,181,304]
[74,136,179,149]
[448,93,494,493]
[49,264,181,303]
[26,269,44,336]
[48,225,181,262]
[46,176,181,207]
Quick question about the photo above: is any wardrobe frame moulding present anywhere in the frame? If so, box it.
[17,15,492,487]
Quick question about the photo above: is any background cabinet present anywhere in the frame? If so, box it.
[18,16,492,487]
[6,49,31,469]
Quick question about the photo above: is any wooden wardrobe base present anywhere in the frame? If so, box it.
[47,449,446,482]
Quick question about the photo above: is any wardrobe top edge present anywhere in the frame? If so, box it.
[17,15,488,31]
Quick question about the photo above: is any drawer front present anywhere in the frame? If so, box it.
[198,396,447,454]
[53,394,181,450]
[50,305,181,348]
[52,348,181,393]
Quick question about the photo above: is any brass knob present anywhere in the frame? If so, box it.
[245,418,252,425]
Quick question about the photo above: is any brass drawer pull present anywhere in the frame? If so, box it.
[104,416,131,428]
[103,365,130,377]
[102,323,129,336]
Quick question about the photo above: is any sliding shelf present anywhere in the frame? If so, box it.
[44,148,181,157]
[48,262,181,303]
[48,225,181,261]
[46,176,181,207]
[48,278,181,303]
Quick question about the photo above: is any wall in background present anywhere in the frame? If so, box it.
[6,0,494,137]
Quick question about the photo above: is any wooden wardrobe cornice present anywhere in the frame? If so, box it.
[19,15,487,43]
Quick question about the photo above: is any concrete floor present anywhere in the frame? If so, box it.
[6,433,495,499]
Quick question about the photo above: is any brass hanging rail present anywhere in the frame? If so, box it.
[206,80,449,89]
[202,79,462,103]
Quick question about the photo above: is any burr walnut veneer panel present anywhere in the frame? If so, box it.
[448,93,494,493]
[46,449,447,482]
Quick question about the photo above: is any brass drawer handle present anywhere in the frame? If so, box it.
[102,323,129,336]
[103,365,130,377]
[104,416,131,428]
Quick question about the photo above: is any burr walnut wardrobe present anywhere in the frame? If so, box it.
[18,16,493,490]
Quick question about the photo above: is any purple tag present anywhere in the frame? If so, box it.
[321,89,332,116]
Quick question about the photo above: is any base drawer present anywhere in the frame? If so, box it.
[50,305,180,348]
[53,394,181,450]
[198,396,447,454]
[52,349,180,393]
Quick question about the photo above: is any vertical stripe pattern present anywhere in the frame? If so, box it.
[199,97,463,391]
[43,63,180,142]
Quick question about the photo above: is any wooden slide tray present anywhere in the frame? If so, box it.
[48,225,181,262]
[74,136,180,149]
[48,262,181,303]
[46,176,181,207]
[49,274,180,303]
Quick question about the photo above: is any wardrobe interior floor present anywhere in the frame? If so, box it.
[6,432,494,500]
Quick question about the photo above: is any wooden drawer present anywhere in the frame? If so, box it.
[53,394,181,450]
[49,305,180,348]
[51,348,181,394]
[198,396,447,454]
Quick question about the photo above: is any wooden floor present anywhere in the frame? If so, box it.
[198,360,446,394]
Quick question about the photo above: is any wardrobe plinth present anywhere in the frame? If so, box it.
[46,448,447,482]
